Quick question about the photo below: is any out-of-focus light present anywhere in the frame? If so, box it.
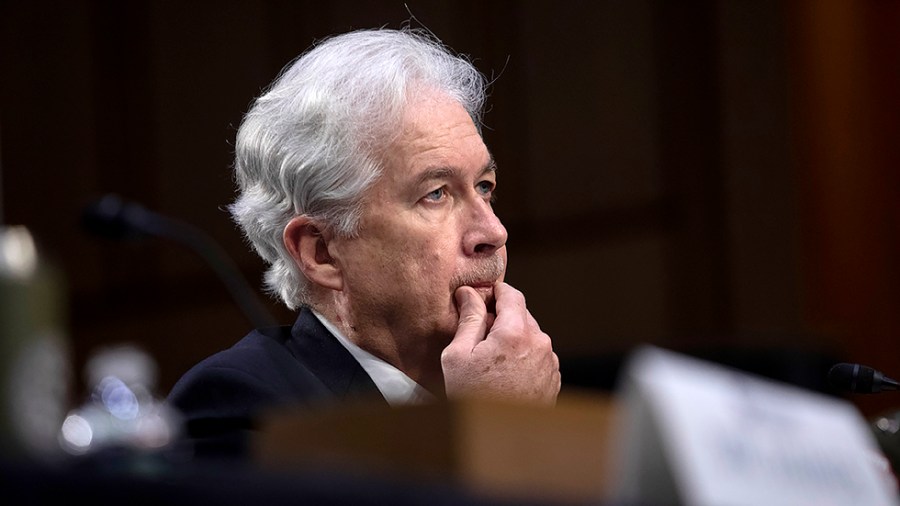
[137,413,172,448]
[875,416,900,434]
[60,414,92,453]
[97,376,139,420]
[0,226,38,279]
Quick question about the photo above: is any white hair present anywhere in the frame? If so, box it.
[230,28,488,309]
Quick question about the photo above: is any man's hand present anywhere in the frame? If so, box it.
[441,282,561,405]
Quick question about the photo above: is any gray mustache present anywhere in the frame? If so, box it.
[450,255,505,289]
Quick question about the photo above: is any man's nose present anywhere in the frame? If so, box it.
[464,199,508,256]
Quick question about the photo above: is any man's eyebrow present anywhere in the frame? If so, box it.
[481,157,498,176]
[414,158,497,187]
[415,167,457,186]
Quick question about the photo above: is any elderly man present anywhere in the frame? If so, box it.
[168,28,560,455]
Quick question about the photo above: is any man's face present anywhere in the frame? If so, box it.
[331,89,508,355]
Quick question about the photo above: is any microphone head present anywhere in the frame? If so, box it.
[828,362,887,394]
[82,194,150,240]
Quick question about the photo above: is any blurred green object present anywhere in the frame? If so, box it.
[0,225,72,460]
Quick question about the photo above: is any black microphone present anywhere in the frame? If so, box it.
[83,194,277,329]
[828,362,900,394]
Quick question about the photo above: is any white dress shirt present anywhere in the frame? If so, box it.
[311,310,435,406]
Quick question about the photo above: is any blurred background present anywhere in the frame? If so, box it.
[1,0,898,418]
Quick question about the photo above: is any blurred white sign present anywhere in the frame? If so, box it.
[610,346,898,506]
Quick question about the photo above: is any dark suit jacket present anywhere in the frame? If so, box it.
[167,308,385,457]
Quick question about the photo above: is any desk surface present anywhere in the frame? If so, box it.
[2,452,600,506]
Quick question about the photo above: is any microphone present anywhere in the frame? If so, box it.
[827,363,900,394]
[83,194,277,329]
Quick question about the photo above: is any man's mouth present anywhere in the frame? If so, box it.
[464,282,497,312]
[468,282,493,295]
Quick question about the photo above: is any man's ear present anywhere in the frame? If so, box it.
[283,216,343,291]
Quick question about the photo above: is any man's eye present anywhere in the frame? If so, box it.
[424,187,445,201]
[476,181,495,196]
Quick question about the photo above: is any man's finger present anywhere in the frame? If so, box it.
[490,282,528,332]
[450,286,489,350]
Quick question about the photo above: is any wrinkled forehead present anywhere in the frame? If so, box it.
[375,84,478,146]
[385,95,487,177]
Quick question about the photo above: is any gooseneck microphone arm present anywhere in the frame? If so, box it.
[827,362,900,394]
[83,194,277,329]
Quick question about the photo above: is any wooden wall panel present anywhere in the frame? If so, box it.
[789,0,900,415]
[1,1,853,400]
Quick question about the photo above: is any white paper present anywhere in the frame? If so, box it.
[610,346,899,506]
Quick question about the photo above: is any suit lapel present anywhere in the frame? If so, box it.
[286,308,384,403]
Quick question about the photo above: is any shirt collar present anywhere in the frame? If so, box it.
[310,310,435,406]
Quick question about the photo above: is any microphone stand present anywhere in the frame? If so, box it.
[83,194,277,329]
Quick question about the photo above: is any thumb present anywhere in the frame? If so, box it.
[450,286,488,350]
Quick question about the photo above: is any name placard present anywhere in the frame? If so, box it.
[609,346,898,506]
